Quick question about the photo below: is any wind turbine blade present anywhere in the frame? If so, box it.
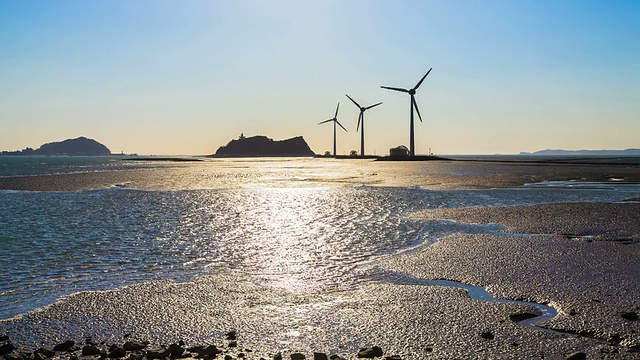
[380,86,409,93]
[365,102,383,110]
[336,120,348,132]
[357,113,362,132]
[412,96,423,122]
[334,102,340,118]
[414,68,432,90]
[318,119,333,125]
[345,94,361,108]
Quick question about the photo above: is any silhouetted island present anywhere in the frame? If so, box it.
[1,137,111,156]
[520,149,640,156]
[211,135,315,157]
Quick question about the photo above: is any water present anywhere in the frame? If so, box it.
[1,157,639,320]
[0,156,134,177]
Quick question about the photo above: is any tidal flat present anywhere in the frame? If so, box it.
[1,157,639,359]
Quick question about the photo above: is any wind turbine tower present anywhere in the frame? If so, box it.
[345,94,382,157]
[381,68,432,156]
[318,102,347,157]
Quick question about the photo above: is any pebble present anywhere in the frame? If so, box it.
[565,351,586,360]
[0,343,16,356]
[357,346,383,358]
[313,352,328,360]
[481,331,495,340]
[124,341,149,351]
[81,345,102,356]
[167,343,185,358]
[53,340,75,352]
[621,311,638,320]
[291,353,305,360]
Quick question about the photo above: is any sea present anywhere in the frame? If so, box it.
[1,155,639,321]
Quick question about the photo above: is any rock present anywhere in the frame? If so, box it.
[82,345,102,356]
[4,352,22,360]
[33,352,47,360]
[226,331,237,340]
[196,345,222,357]
[291,353,305,360]
[123,341,148,351]
[385,356,402,360]
[85,337,98,346]
[274,353,283,360]
[146,347,169,359]
[228,341,237,348]
[167,344,185,358]
[509,312,538,322]
[35,348,56,358]
[357,346,383,358]
[0,343,16,356]
[313,353,328,360]
[224,355,233,360]
[621,311,638,320]
[565,352,586,360]
[481,331,495,340]
[53,340,75,352]
[0,335,9,342]
[129,352,145,360]
[237,353,245,358]
[329,356,345,360]
[608,334,623,344]
[108,347,126,358]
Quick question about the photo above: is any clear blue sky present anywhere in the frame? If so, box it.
[1,0,639,155]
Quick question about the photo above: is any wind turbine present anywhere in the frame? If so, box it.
[318,102,347,157]
[345,94,382,157]
[381,68,432,156]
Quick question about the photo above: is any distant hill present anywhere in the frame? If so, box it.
[1,137,111,156]
[520,149,640,156]
[212,135,315,157]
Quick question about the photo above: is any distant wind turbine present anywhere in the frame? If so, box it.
[381,68,432,156]
[345,94,382,157]
[318,102,347,157]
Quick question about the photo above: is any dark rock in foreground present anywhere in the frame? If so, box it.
[357,346,383,358]
[0,334,394,360]
[212,135,315,157]
[621,311,638,321]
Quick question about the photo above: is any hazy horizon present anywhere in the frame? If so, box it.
[2,1,639,155]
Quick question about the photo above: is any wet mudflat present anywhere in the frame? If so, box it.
[1,157,639,191]
[1,158,639,359]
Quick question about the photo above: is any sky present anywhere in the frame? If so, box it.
[1,0,639,155]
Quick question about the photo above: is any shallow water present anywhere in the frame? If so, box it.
[2,178,639,320]
[0,156,143,177]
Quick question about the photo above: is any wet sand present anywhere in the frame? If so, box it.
[1,158,640,359]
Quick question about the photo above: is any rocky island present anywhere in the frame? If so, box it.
[1,137,111,156]
[211,135,315,157]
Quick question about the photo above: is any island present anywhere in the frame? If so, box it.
[520,149,640,156]
[1,136,111,156]
[210,135,315,157]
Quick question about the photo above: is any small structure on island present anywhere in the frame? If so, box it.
[349,150,358,157]
[389,145,410,158]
